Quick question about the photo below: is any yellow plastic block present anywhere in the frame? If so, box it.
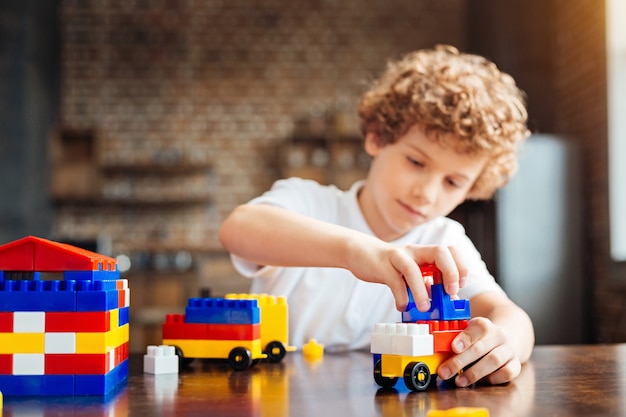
[109,308,119,330]
[163,338,266,360]
[75,324,129,354]
[302,339,324,360]
[381,352,449,379]
[427,407,490,417]
[0,333,45,353]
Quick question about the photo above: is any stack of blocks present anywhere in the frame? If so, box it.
[162,293,295,370]
[371,264,471,390]
[162,297,267,364]
[0,236,130,396]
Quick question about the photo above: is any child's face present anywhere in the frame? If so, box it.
[359,124,488,241]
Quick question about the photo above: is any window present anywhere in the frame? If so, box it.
[607,0,626,261]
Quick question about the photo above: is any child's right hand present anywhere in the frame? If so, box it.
[345,240,467,312]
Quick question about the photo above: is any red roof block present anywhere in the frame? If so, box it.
[0,236,116,272]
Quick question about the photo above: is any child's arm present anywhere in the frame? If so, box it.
[436,292,535,386]
[219,203,465,312]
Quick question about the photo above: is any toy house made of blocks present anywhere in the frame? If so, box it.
[0,236,130,396]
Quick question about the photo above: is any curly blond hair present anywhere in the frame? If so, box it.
[358,44,530,200]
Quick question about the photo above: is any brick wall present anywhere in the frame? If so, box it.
[57,0,466,255]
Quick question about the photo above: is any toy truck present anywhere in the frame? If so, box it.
[162,293,295,371]
[371,264,470,391]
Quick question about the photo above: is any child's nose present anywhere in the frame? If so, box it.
[411,177,438,204]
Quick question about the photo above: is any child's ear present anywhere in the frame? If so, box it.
[364,131,382,156]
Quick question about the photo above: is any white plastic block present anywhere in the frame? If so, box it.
[13,353,45,375]
[144,345,179,375]
[371,323,394,354]
[371,323,435,356]
[13,312,45,333]
[44,332,77,353]
[392,333,434,356]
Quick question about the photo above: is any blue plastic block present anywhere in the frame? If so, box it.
[0,375,75,396]
[74,360,129,396]
[76,280,120,312]
[185,298,260,324]
[402,284,471,322]
[118,306,130,326]
[0,279,77,312]
[64,269,120,281]
[373,353,381,368]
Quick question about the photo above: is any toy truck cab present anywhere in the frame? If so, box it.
[371,264,471,391]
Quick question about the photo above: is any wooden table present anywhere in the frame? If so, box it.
[2,344,626,416]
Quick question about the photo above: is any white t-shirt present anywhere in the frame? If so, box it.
[231,177,505,351]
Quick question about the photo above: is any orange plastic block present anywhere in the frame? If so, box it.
[433,330,462,353]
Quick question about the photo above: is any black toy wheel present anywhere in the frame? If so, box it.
[403,362,433,391]
[173,345,194,368]
[228,347,253,371]
[265,341,287,363]
[374,360,398,388]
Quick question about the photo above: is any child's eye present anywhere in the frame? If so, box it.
[407,157,424,167]
[446,179,463,188]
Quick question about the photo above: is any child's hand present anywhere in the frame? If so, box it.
[346,240,467,312]
[436,317,522,387]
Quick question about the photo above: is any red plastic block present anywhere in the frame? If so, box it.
[0,237,37,270]
[0,312,13,332]
[0,354,12,374]
[163,314,260,340]
[0,236,117,272]
[45,311,111,332]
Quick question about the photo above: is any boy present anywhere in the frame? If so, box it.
[219,45,534,387]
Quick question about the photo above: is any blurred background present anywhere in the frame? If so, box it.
[0,0,623,352]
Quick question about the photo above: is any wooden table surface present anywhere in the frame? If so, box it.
[2,344,626,416]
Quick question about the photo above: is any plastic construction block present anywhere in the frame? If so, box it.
[74,359,128,396]
[0,374,75,396]
[75,280,122,312]
[118,306,130,327]
[302,339,324,360]
[0,279,78,312]
[427,407,490,417]
[185,298,260,324]
[0,236,117,272]
[64,269,120,281]
[163,314,260,340]
[144,345,179,375]
[370,323,434,357]
[45,311,111,332]
[403,283,471,322]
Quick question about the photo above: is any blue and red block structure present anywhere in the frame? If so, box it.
[371,264,471,391]
[163,294,295,370]
[0,236,130,396]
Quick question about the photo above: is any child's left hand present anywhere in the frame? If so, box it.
[436,316,523,387]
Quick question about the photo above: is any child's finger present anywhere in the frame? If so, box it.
[390,253,431,312]
[412,245,462,296]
